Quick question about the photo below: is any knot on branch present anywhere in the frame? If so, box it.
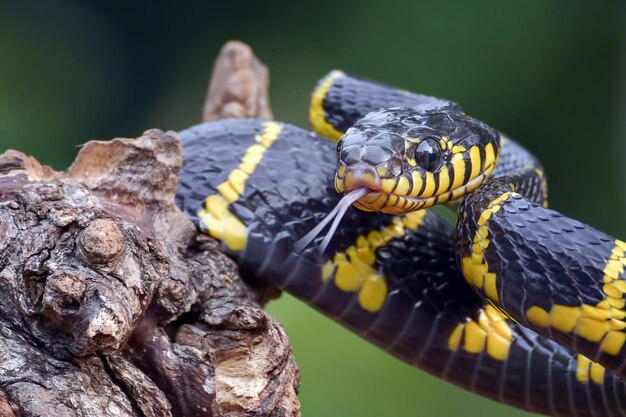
[0,179,163,358]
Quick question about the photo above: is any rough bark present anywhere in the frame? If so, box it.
[0,41,300,417]
[202,41,273,122]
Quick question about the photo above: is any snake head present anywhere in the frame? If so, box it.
[335,107,501,214]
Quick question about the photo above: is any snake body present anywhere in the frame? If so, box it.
[175,72,626,416]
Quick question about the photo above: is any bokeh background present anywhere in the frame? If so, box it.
[1,1,625,416]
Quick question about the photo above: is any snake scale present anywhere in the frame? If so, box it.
[175,71,626,417]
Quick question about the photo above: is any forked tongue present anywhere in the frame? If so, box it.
[294,187,368,254]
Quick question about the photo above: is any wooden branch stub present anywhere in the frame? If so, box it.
[202,40,273,122]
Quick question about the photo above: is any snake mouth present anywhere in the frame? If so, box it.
[337,163,497,215]
[294,162,494,252]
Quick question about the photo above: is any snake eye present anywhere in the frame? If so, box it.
[414,138,443,172]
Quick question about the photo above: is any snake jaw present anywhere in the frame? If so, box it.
[337,162,497,214]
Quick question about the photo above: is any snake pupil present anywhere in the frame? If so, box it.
[414,138,442,171]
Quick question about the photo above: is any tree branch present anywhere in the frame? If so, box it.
[0,41,300,417]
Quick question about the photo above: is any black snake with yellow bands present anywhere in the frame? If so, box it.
[175,71,626,416]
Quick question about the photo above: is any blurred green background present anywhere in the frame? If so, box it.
[1,1,625,416]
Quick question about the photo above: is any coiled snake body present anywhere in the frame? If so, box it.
[176,71,626,416]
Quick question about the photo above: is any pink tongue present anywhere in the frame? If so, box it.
[294,187,368,253]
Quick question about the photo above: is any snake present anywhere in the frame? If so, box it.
[175,71,626,416]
